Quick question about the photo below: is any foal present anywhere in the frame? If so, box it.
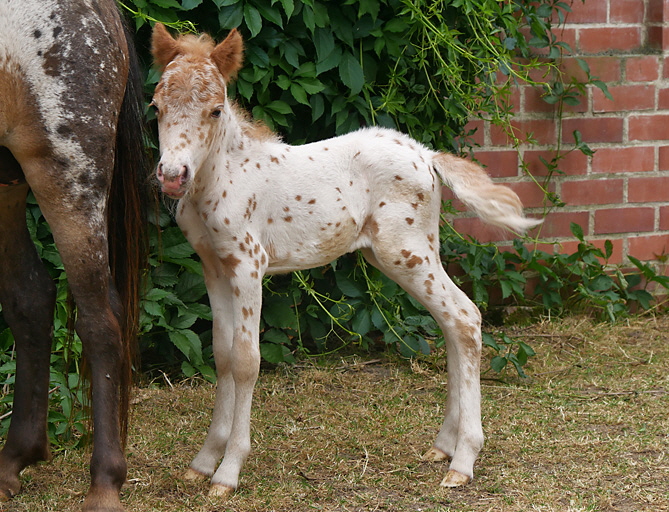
[151,23,540,497]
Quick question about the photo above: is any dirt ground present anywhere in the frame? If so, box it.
[2,315,668,511]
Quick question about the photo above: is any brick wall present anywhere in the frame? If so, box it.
[456,0,669,270]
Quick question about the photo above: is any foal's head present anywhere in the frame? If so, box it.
[151,23,243,198]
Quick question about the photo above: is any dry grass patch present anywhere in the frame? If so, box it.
[3,316,668,511]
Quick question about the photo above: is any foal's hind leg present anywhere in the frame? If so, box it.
[0,184,56,500]
[362,235,484,486]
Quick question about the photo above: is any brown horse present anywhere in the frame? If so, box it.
[0,1,148,510]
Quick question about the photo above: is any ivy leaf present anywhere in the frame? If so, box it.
[243,4,263,37]
[149,0,182,8]
[277,0,295,20]
[255,2,283,28]
[180,0,202,9]
[262,296,298,330]
[491,355,507,373]
[169,330,202,363]
[335,273,366,298]
[339,52,364,94]
[218,3,244,29]
[314,28,335,63]
[351,308,372,336]
[290,83,309,105]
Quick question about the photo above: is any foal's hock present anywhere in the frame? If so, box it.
[151,23,541,498]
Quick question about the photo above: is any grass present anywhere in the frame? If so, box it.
[3,315,668,511]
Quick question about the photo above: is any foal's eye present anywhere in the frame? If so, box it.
[211,109,222,119]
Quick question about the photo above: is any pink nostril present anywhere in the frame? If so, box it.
[156,163,164,181]
[180,165,189,185]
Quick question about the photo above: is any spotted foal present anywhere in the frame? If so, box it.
[150,23,541,497]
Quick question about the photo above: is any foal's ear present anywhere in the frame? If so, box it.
[151,23,180,70]
[211,29,244,81]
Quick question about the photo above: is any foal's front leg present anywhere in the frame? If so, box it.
[208,254,265,497]
[185,263,235,481]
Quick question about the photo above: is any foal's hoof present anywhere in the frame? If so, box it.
[422,446,450,462]
[183,468,208,481]
[209,483,235,499]
[440,469,471,488]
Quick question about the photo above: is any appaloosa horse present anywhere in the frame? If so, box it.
[0,1,147,510]
[150,24,541,498]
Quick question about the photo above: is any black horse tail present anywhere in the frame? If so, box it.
[107,20,152,446]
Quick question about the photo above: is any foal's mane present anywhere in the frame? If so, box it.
[231,102,280,142]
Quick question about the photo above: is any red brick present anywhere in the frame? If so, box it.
[471,151,519,178]
[538,210,590,238]
[561,179,624,206]
[594,207,655,234]
[523,149,588,177]
[628,176,669,202]
[664,56,669,79]
[490,118,557,146]
[562,117,624,144]
[462,120,485,146]
[628,235,669,261]
[648,26,664,50]
[559,57,622,83]
[523,86,558,114]
[592,146,655,173]
[593,84,655,112]
[451,217,514,243]
[647,0,665,23]
[629,114,669,141]
[578,27,643,54]
[626,56,660,81]
[611,0,646,23]
[658,87,669,110]
[660,205,669,230]
[660,146,669,170]
[504,181,552,209]
[565,0,608,23]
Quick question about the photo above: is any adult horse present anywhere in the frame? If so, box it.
[0,1,147,510]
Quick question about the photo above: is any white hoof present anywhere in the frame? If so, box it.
[440,469,471,487]
[209,483,235,498]
[183,468,208,481]
[422,446,450,462]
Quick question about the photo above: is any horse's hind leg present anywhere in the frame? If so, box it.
[362,232,484,486]
[0,183,56,500]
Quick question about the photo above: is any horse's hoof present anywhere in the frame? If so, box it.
[422,446,450,462]
[183,468,208,481]
[81,488,124,512]
[209,483,235,498]
[440,469,471,487]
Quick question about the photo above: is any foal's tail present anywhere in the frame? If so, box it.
[433,153,542,234]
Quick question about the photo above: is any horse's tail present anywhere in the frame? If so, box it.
[106,22,151,445]
[432,152,542,234]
